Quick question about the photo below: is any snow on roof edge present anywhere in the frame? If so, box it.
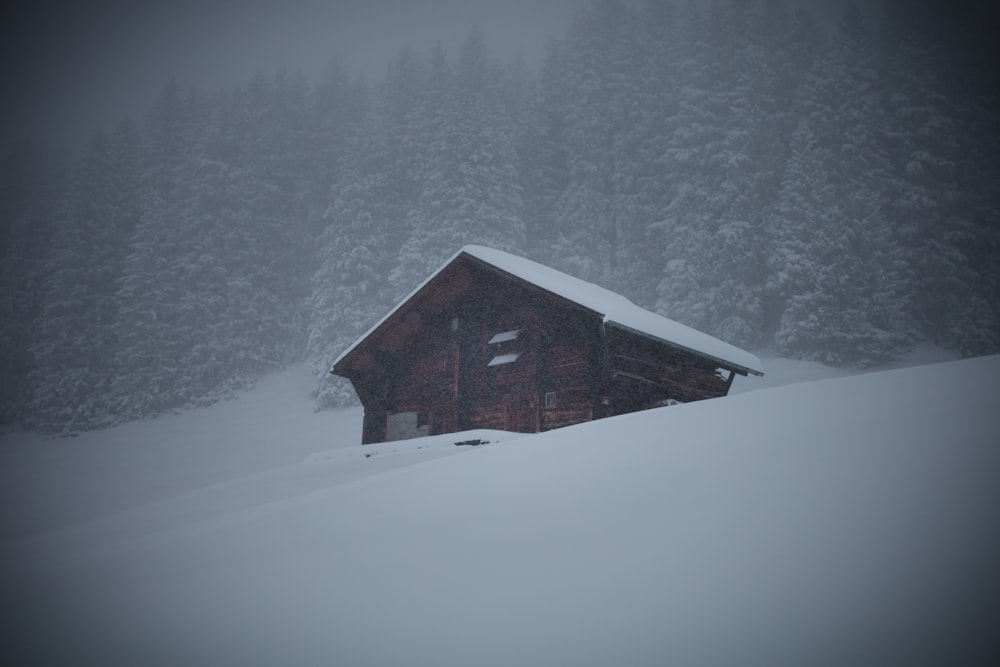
[332,245,763,376]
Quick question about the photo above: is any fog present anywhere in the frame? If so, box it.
[1,0,902,148]
[2,0,596,147]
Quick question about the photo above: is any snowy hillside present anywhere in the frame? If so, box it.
[2,354,998,666]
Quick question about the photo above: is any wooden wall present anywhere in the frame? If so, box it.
[536,309,600,431]
[602,326,731,415]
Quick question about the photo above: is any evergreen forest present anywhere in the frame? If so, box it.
[2,0,998,434]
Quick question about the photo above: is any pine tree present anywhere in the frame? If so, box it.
[919,0,1000,356]
[769,4,909,366]
[879,17,985,355]
[831,3,910,363]
[28,123,139,432]
[306,50,420,406]
[100,118,144,415]
[307,166,393,407]
[306,91,399,407]
[214,70,316,386]
[551,0,637,289]
[654,2,731,332]
[116,82,201,419]
[393,32,525,295]
[760,5,825,337]
[0,143,68,428]
[517,38,570,255]
[606,0,674,307]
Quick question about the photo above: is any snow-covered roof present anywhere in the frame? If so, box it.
[332,245,764,376]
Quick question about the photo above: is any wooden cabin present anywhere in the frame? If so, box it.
[331,245,763,444]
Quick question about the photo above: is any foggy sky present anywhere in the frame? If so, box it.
[3,0,969,151]
[1,0,596,149]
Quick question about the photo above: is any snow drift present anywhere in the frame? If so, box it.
[2,355,998,666]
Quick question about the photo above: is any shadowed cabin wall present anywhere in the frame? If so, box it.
[602,326,732,415]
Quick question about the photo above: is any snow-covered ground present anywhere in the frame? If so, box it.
[2,350,998,666]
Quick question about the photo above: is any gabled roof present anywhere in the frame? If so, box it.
[332,245,764,376]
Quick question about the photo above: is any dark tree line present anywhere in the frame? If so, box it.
[2,0,998,433]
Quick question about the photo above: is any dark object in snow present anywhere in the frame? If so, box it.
[331,246,763,444]
[454,439,489,447]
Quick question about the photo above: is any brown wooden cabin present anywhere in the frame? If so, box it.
[331,245,763,444]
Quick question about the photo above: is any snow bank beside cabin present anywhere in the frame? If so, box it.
[0,364,363,539]
[3,355,998,666]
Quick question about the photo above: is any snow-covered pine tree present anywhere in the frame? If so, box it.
[513,38,569,256]
[393,31,525,295]
[654,1,732,333]
[28,122,139,432]
[907,0,1000,356]
[605,0,673,307]
[306,99,397,407]
[694,1,775,346]
[157,90,240,406]
[119,71,334,422]
[0,142,69,428]
[761,5,825,338]
[307,48,427,407]
[115,82,203,419]
[829,3,910,363]
[879,14,984,356]
[307,171,393,408]
[100,118,144,415]
[386,43,452,299]
[212,70,317,390]
[770,97,848,362]
[551,0,634,289]
[770,4,909,366]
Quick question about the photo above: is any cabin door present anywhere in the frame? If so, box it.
[506,396,538,433]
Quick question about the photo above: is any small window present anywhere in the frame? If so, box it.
[544,391,557,409]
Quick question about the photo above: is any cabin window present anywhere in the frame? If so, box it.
[544,391,557,409]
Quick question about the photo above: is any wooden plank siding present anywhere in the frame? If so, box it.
[536,309,602,431]
[601,326,731,415]
[461,289,543,433]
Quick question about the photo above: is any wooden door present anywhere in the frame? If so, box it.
[506,396,538,433]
